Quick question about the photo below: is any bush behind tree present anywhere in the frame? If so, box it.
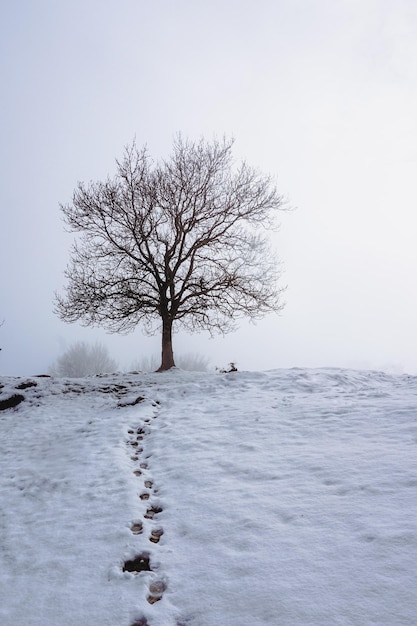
[49,341,118,377]
[131,352,210,373]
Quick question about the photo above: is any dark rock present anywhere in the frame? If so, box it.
[0,394,25,411]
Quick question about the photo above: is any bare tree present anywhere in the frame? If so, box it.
[49,341,117,377]
[55,136,286,371]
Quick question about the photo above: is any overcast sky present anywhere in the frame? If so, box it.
[1,0,417,375]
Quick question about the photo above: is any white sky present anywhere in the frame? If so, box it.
[1,0,417,375]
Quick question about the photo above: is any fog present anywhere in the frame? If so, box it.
[2,0,417,376]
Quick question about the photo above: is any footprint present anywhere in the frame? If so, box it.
[133,470,142,477]
[140,492,150,500]
[149,528,164,544]
[144,480,153,489]
[130,521,143,535]
[130,617,149,626]
[144,505,163,520]
[147,579,167,604]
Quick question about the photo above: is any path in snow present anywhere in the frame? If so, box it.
[124,408,168,613]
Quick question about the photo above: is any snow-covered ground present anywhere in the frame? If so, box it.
[1,368,417,625]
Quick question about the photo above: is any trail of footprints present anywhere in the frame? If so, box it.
[124,405,167,623]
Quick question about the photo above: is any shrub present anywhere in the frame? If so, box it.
[49,341,118,377]
[131,352,210,373]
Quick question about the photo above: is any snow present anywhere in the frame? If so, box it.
[1,368,417,625]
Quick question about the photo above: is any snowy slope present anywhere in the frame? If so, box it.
[0,368,417,625]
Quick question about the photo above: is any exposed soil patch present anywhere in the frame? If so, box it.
[118,395,145,407]
[15,380,37,390]
[123,552,152,573]
[62,385,85,394]
[100,384,129,395]
[0,394,25,411]
[130,617,149,626]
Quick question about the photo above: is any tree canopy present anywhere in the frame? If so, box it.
[55,136,286,370]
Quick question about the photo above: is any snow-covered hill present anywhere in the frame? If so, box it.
[1,368,417,626]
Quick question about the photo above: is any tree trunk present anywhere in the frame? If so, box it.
[157,315,175,371]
